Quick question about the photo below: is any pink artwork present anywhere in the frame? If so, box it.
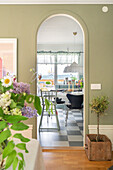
[0,39,17,78]
[0,58,2,79]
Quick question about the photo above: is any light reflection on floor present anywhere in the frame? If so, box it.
[37,109,83,147]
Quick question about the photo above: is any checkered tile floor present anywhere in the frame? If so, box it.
[38,109,83,147]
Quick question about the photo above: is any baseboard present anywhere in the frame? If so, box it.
[88,125,113,150]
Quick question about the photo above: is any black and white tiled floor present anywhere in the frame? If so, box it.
[38,109,83,147]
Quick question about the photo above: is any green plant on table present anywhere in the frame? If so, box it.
[0,73,43,170]
[89,95,109,142]
[71,76,77,81]
[46,81,51,85]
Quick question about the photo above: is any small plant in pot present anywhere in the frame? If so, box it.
[90,95,109,142]
[85,95,112,161]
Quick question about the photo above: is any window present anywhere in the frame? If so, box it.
[37,52,83,90]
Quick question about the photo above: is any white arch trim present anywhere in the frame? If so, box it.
[37,13,86,145]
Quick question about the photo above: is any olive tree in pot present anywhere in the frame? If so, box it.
[85,96,112,161]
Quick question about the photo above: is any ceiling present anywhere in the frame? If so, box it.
[0,0,112,4]
[37,15,83,45]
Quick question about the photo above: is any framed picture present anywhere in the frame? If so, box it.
[0,38,17,78]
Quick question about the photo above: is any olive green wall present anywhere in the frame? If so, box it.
[0,4,113,138]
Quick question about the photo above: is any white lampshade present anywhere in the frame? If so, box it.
[63,62,83,74]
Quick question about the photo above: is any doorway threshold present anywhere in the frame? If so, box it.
[42,146,84,152]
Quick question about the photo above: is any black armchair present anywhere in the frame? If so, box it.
[65,94,83,126]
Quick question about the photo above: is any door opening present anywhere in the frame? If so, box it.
[37,14,85,147]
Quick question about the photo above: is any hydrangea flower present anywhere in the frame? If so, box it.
[21,106,37,118]
[11,108,22,116]
[13,82,30,94]
[3,107,22,116]
[3,107,11,115]
[0,92,12,109]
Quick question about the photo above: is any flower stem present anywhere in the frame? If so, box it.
[0,159,4,168]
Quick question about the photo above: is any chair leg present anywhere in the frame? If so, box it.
[81,109,83,121]
[39,105,44,132]
[65,109,69,126]
[79,109,83,123]
[55,105,60,130]
[39,112,43,132]
[47,113,49,123]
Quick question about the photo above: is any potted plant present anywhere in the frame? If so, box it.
[85,95,112,161]
[0,73,45,169]
[46,81,51,87]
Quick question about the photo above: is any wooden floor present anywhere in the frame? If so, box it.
[42,148,113,170]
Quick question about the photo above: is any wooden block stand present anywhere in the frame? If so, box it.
[85,134,112,161]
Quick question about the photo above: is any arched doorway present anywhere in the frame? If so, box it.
[37,14,85,147]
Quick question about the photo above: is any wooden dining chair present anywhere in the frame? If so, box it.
[65,94,83,126]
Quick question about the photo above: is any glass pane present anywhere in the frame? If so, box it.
[37,64,54,90]
[37,52,83,91]
[57,64,78,85]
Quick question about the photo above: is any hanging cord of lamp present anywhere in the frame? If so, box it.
[63,32,82,73]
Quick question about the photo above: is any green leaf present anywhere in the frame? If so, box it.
[5,150,16,169]
[18,152,25,166]
[11,122,29,131]
[16,143,28,153]
[10,100,17,109]
[0,120,7,131]
[13,133,30,142]
[13,157,18,170]
[17,99,25,107]
[18,160,24,170]
[0,129,11,144]
[11,93,19,101]
[17,154,25,170]
[16,105,23,109]
[0,83,4,93]
[4,115,28,123]
[34,96,42,115]
[26,94,34,103]
[2,140,15,159]
[45,99,50,111]
[0,107,4,117]
[5,84,13,91]
[18,152,24,161]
